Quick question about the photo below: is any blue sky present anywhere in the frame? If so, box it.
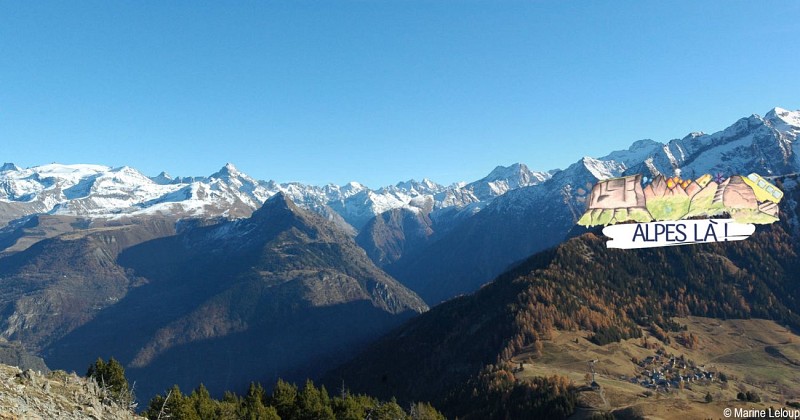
[2,1,799,187]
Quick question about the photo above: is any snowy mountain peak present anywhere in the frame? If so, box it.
[682,132,705,140]
[112,165,144,177]
[442,162,551,207]
[600,139,661,167]
[420,178,437,188]
[151,171,174,185]
[767,106,792,118]
[484,163,527,181]
[0,159,545,233]
[211,163,241,179]
[4,106,796,235]
[581,156,626,180]
[390,178,443,194]
[36,163,110,175]
[340,181,367,195]
[629,139,661,149]
[0,163,20,172]
[395,180,414,188]
[765,107,800,128]
[479,163,552,186]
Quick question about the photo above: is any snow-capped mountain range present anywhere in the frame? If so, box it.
[490,106,800,217]
[0,158,551,231]
[2,107,798,236]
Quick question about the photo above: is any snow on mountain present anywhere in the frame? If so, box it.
[0,163,255,225]
[579,157,627,180]
[57,166,180,214]
[767,107,800,134]
[489,107,800,223]
[149,171,174,185]
[448,106,800,240]
[620,108,800,180]
[460,163,549,199]
[3,107,796,233]
[0,160,550,232]
[391,178,442,194]
[599,139,662,167]
[387,107,800,303]
[0,164,106,201]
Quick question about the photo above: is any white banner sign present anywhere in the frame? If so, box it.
[602,219,755,249]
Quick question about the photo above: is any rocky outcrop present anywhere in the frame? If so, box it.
[356,207,434,267]
[0,363,143,419]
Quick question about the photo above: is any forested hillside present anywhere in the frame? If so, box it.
[326,181,800,418]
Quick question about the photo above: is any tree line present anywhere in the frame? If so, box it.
[86,357,445,420]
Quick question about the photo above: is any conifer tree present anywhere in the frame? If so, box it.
[86,357,133,406]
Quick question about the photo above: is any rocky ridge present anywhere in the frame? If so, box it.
[0,363,143,420]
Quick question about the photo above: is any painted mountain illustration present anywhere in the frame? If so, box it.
[578,172,783,226]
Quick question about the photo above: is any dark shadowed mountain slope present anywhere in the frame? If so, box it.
[356,207,434,267]
[326,183,800,417]
[0,218,177,349]
[43,193,427,400]
[386,157,603,304]
[353,164,552,269]
[0,338,49,372]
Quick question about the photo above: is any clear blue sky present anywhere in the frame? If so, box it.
[2,1,799,188]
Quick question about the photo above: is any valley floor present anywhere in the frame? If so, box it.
[514,316,800,419]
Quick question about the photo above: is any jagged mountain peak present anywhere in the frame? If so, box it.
[106,165,151,181]
[0,155,555,235]
[483,163,529,181]
[391,178,443,193]
[455,162,551,202]
[112,165,136,172]
[580,156,626,180]
[5,106,795,240]
[341,181,367,194]
[630,138,661,149]
[599,139,661,168]
[765,106,800,128]
[150,171,173,185]
[210,162,241,179]
[243,191,310,230]
[258,190,298,214]
[681,132,705,141]
[0,163,20,172]
[766,106,797,118]
[26,182,429,400]
[389,105,800,304]
[394,179,417,190]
